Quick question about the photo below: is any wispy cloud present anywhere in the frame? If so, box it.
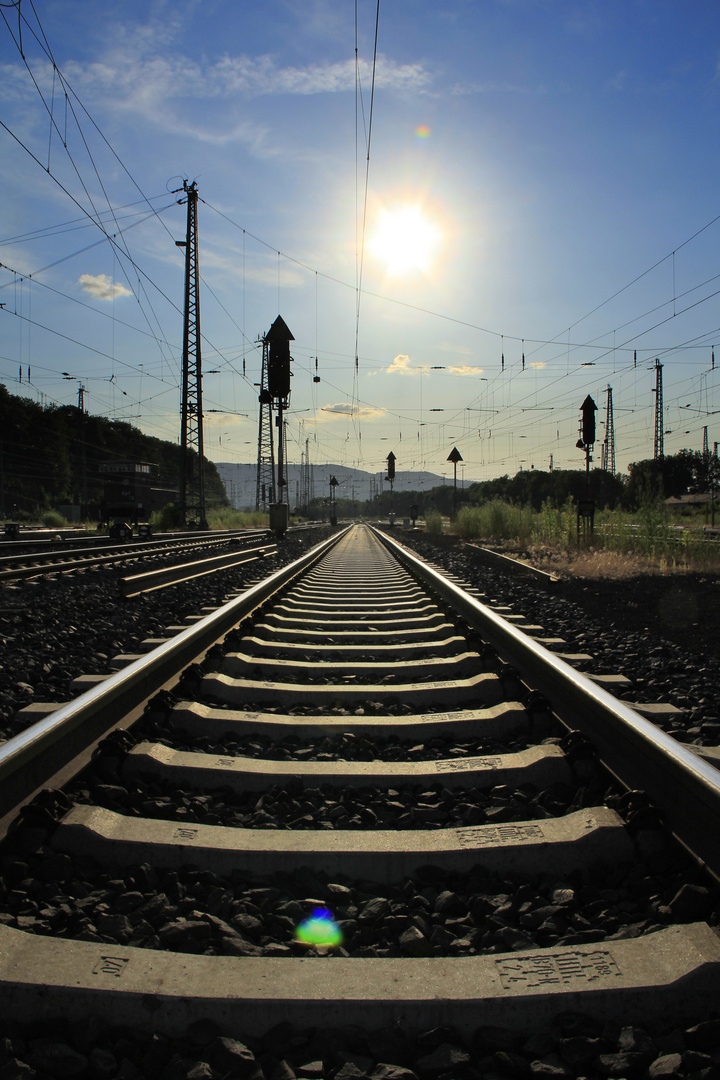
[212,54,431,96]
[449,79,545,96]
[529,361,546,369]
[58,51,430,113]
[78,273,132,300]
[27,45,431,149]
[320,402,384,419]
[605,70,627,92]
[437,342,474,356]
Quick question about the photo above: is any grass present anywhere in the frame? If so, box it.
[206,508,270,530]
[558,549,670,579]
[443,498,720,576]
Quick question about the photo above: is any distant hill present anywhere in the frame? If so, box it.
[216,461,449,509]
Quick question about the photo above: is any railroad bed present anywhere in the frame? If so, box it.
[1,523,720,1079]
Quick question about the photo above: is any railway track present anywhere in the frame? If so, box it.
[1,523,720,1077]
[0,529,272,586]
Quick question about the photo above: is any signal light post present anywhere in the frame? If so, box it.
[447,446,463,514]
[329,475,338,527]
[386,452,396,526]
[575,394,597,540]
[264,315,294,535]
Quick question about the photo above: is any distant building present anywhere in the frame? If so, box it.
[665,492,713,512]
[99,460,178,522]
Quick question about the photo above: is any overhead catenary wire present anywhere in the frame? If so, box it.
[1,5,718,479]
[5,0,720,384]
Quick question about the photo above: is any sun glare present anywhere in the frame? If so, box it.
[370,205,441,276]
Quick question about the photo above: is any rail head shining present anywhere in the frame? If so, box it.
[373,525,720,880]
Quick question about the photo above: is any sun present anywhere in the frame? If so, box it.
[369,204,441,276]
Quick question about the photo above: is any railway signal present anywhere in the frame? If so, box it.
[447,446,463,513]
[329,475,338,526]
[576,395,597,539]
[386,453,396,524]
[263,315,295,535]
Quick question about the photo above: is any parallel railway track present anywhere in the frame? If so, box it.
[0,529,272,586]
[1,523,720,1074]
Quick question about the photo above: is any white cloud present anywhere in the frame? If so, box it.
[384,355,483,376]
[78,273,132,300]
[386,354,415,374]
[529,361,546,369]
[447,364,484,376]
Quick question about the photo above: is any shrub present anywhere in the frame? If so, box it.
[40,510,69,528]
[150,503,181,531]
[207,509,269,530]
[455,501,534,544]
[532,497,576,549]
[424,511,444,535]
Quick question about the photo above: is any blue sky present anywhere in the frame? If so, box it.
[2,0,720,488]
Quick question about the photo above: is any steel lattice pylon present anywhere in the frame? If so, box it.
[603,384,615,475]
[178,181,207,528]
[653,358,664,460]
[255,336,276,510]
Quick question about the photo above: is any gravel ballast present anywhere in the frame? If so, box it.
[391,532,720,745]
[0,530,326,743]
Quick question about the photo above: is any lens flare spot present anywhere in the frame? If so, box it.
[295,907,343,948]
[415,125,431,138]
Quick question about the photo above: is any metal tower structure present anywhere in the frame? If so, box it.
[255,335,275,510]
[300,436,311,510]
[177,180,207,528]
[653,358,664,460]
[602,384,615,474]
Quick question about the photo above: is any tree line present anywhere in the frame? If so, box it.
[0,385,228,518]
[310,449,718,520]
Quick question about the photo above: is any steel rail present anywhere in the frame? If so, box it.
[0,542,218,582]
[0,534,231,567]
[119,541,278,597]
[0,526,351,832]
[464,542,559,584]
[0,528,268,559]
[374,525,720,880]
[0,534,267,583]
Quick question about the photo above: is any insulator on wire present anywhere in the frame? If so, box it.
[522,340,525,371]
[713,347,715,370]
[501,335,504,372]
[634,350,637,367]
